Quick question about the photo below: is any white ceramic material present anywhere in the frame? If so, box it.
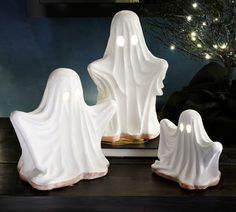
[152,109,222,190]
[88,10,168,143]
[10,68,117,190]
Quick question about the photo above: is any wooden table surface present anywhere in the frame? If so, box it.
[0,118,236,211]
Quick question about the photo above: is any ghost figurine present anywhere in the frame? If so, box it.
[10,68,117,190]
[88,10,168,143]
[152,109,222,190]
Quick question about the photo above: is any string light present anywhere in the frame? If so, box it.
[205,53,211,59]
[191,31,197,37]
[202,22,207,26]
[192,2,198,8]
[190,31,197,41]
[213,44,218,49]
[170,45,175,50]
[220,43,227,49]
[186,15,192,22]
[197,43,202,48]
[214,17,219,22]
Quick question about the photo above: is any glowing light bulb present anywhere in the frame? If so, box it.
[192,2,198,8]
[116,35,125,47]
[197,43,202,48]
[63,92,70,102]
[191,36,197,41]
[205,53,211,60]
[214,17,219,22]
[213,44,218,49]
[170,45,175,50]
[202,22,207,26]
[186,124,192,133]
[131,35,138,45]
[180,123,184,132]
[191,31,197,37]
[220,43,227,49]
[187,15,192,22]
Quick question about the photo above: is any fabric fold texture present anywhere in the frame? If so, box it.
[10,68,117,190]
[152,109,222,190]
[88,10,168,142]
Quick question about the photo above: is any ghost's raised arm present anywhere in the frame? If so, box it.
[158,119,177,158]
[89,99,117,139]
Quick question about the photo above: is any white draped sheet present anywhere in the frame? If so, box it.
[10,68,116,190]
[88,10,168,142]
[152,109,222,189]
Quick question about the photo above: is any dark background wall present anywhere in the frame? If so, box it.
[0,0,207,117]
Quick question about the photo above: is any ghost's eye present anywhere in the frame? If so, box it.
[131,35,138,45]
[186,124,192,133]
[63,91,70,102]
[179,123,184,132]
[116,35,125,47]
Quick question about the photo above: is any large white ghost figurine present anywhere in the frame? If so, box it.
[88,10,168,143]
[152,109,223,190]
[10,68,116,190]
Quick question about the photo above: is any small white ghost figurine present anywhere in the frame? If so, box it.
[88,10,168,143]
[10,68,117,190]
[152,109,223,190]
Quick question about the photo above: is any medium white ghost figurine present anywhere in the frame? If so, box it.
[10,68,117,190]
[88,10,168,143]
[152,109,223,190]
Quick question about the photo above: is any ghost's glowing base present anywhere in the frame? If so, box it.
[152,168,221,190]
[102,132,159,145]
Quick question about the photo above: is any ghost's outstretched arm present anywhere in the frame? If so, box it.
[88,63,110,102]
[154,59,168,96]
[158,119,177,158]
[90,100,117,139]
[10,111,45,173]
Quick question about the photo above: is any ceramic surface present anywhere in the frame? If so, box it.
[10,68,116,190]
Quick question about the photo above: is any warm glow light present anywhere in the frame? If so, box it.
[180,123,184,132]
[192,2,198,8]
[205,53,211,59]
[131,35,138,45]
[191,31,197,37]
[197,43,202,48]
[202,22,207,26]
[213,44,218,49]
[63,92,70,102]
[220,43,227,49]
[170,45,175,50]
[187,15,192,22]
[186,124,192,133]
[116,35,125,47]
[191,37,197,41]
[214,17,219,22]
